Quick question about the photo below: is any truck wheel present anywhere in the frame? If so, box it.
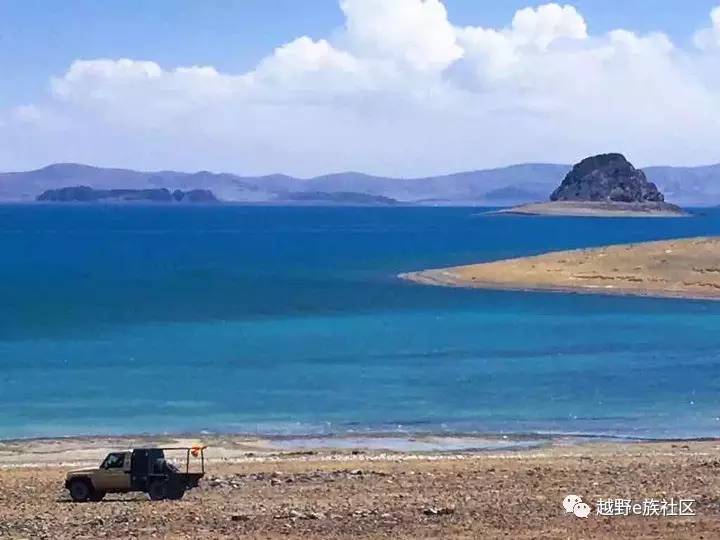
[89,491,106,502]
[148,480,167,501]
[167,487,185,500]
[69,479,92,502]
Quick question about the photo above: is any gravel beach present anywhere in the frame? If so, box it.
[1,437,719,539]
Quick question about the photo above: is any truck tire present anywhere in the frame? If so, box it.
[89,491,106,502]
[148,480,167,501]
[69,479,92,502]
[167,487,185,500]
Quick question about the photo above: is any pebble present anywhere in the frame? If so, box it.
[422,507,455,516]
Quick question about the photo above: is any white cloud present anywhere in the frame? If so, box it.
[694,6,720,49]
[510,3,587,49]
[2,2,720,176]
[255,37,361,86]
[339,0,463,71]
[50,59,245,123]
[455,4,587,83]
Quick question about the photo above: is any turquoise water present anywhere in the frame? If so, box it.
[2,204,720,440]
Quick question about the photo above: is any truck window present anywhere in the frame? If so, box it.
[102,453,126,469]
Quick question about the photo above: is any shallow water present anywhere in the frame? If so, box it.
[1,204,720,440]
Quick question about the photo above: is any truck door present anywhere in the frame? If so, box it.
[94,452,132,491]
[130,449,164,490]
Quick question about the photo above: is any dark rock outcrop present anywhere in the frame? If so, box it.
[551,154,664,203]
[172,189,218,202]
[37,186,218,203]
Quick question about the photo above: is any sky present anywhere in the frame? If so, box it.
[1,0,720,176]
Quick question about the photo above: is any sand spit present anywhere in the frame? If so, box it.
[402,237,720,301]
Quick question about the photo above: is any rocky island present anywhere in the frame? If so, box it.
[37,186,218,203]
[277,191,399,205]
[499,153,686,217]
[402,156,710,300]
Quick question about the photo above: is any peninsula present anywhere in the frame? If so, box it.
[401,237,720,300]
[498,153,687,217]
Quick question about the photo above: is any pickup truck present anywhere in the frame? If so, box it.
[64,446,206,502]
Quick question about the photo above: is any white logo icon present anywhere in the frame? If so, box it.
[563,494,582,513]
[563,494,591,518]
[573,502,591,518]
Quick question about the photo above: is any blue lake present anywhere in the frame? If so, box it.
[1,204,720,440]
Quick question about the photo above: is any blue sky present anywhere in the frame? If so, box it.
[2,0,718,108]
[1,1,720,174]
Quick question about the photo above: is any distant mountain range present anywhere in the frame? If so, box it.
[1,162,719,206]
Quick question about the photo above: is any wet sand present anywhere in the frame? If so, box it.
[1,436,720,539]
[401,236,720,301]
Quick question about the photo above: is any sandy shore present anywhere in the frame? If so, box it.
[0,433,553,468]
[401,236,720,301]
[1,436,719,539]
[493,201,688,217]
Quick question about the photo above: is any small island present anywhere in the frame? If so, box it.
[401,237,720,300]
[277,191,399,205]
[37,186,219,203]
[498,153,687,217]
